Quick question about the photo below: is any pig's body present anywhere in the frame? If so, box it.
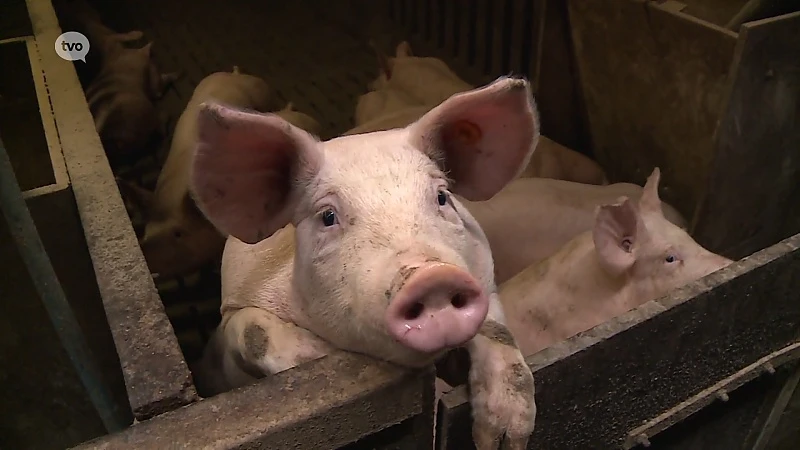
[499,169,732,357]
[132,68,276,279]
[84,43,170,163]
[354,85,427,126]
[521,137,609,185]
[461,177,687,284]
[358,41,608,185]
[74,1,178,164]
[192,78,539,449]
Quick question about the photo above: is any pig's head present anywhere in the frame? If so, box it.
[118,180,225,279]
[140,194,226,280]
[191,77,540,367]
[592,168,733,300]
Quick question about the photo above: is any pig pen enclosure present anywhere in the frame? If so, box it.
[2,0,799,448]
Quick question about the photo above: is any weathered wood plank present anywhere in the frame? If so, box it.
[567,0,738,217]
[76,352,435,449]
[691,11,800,260]
[535,0,592,154]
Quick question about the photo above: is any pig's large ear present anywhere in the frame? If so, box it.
[593,198,645,276]
[140,42,153,58]
[190,103,322,244]
[407,76,539,201]
[640,167,663,214]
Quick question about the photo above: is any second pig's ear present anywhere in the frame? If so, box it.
[407,76,539,201]
[396,41,413,57]
[592,198,646,276]
[190,103,322,244]
[640,167,663,215]
[140,42,153,58]
[370,40,394,80]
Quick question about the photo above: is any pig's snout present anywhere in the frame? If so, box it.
[385,263,489,354]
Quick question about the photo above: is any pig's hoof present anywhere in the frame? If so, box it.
[470,362,536,450]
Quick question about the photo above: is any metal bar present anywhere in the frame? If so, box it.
[750,362,800,450]
[0,140,128,433]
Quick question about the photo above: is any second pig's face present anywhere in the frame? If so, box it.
[593,169,734,300]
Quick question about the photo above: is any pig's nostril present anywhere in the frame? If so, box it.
[451,294,467,309]
[404,302,425,320]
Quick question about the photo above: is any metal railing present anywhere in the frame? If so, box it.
[0,139,128,433]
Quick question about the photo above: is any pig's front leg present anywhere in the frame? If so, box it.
[465,295,536,450]
[221,307,334,383]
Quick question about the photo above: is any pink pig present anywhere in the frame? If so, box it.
[191,77,538,449]
[499,168,733,357]
[461,175,687,284]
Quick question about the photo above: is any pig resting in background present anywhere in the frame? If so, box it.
[72,0,178,166]
[118,66,279,280]
[499,168,733,356]
[462,176,687,285]
[521,137,609,185]
[192,77,538,449]
[356,40,608,185]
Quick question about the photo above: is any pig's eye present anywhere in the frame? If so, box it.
[437,190,448,206]
[665,255,677,263]
[321,209,338,227]
[173,230,184,239]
